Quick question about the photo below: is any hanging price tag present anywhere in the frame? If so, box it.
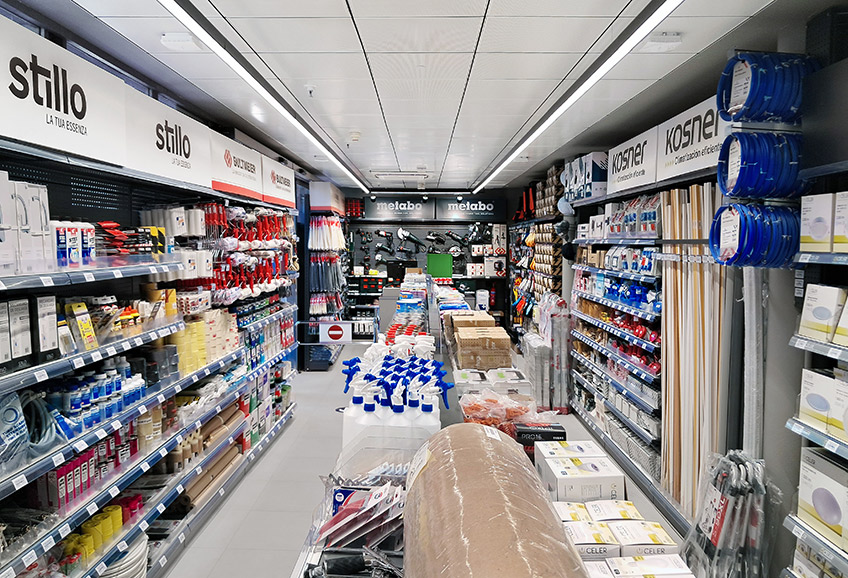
[12,473,28,490]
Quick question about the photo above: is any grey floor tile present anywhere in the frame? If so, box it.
[160,546,223,578]
[207,548,303,578]
[226,509,315,550]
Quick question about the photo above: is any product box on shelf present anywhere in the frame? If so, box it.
[793,550,822,578]
[492,224,507,255]
[585,500,644,522]
[834,192,848,254]
[484,256,506,277]
[0,173,17,275]
[798,447,848,550]
[799,284,848,343]
[605,555,692,576]
[562,521,621,560]
[577,223,590,240]
[581,152,608,201]
[539,456,626,502]
[801,193,836,253]
[583,561,616,578]
[799,368,840,434]
[606,521,678,556]
[554,501,592,522]
[590,215,606,239]
[514,423,567,446]
[534,440,606,464]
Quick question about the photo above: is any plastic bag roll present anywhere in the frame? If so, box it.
[186,209,206,237]
[405,423,588,578]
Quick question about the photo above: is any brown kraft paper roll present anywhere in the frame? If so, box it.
[404,423,589,578]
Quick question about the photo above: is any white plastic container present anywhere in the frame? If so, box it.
[352,400,383,443]
[417,396,441,437]
[342,393,366,448]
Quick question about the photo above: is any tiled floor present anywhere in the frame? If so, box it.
[163,343,680,578]
[162,345,363,578]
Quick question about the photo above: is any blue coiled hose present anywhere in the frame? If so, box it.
[716,52,819,123]
[717,131,808,198]
[709,204,799,268]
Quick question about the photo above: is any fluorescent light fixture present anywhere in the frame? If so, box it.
[472,0,686,194]
[372,172,429,180]
[156,0,370,193]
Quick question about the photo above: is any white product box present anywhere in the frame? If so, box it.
[553,501,592,522]
[799,368,839,433]
[801,193,836,253]
[562,521,620,560]
[831,375,848,443]
[800,284,847,343]
[798,447,848,550]
[492,224,507,255]
[0,173,18,275]
[793,550,823,578]
[31,185,52,272]
[577,223,590,239]
[8,298,31,369]
[585,500,644,521]
[590,215,606,239]
[833,305,848,348]
[607,521,678,556]
[535,442,607,481]
[584,561,615,578]
[834,192,848,254]
[582,152,608,201]
[605,554,691,575]
[540,456,626,502]
[484,256,506,277]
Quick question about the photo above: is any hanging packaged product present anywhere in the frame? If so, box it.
[31,295,60,363]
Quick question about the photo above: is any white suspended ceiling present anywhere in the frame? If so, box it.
[13,0,826,190]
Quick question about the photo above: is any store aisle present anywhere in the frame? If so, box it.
[163,345,367,578]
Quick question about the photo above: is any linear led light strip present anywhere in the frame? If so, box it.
[472,0,686,194]
[156,0,370,194]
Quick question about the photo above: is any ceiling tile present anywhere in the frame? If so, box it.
[452,115,527,139]
[304,98,383,117]
[224,18,360,52]
[357,18,482,53]
[671,0,773,17]
[349,0,487,17]
[605,53,690,80]
[374,78,466,101]
[156,53,241,79]
[369,53,474,79]
[381,98,461,117]
[209,0,349,17]
[462,78,560,101]
[478,17,612,53]
[488,0,632,17]
[273,78,377,101]
[73,0,219,17]
[261,52,372,79]
[471,53,582,80]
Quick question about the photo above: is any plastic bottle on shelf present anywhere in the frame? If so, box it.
[384,393,413,439]
[417,395,441,437]
[342,389,366,448]
[353,398,384,444]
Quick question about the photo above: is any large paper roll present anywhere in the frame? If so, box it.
[404,423,588,578]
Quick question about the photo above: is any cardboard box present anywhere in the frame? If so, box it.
[514,423,567,446]
[834,192,848,254]
[802,193,836,253]
[585,500,644,521]
[562,521,620,560]
[800,284,847,343]
[831,374,848,443]
[605,555,692,576]
[581,152,608,201]
[607,521,678,556]
[456,351,512,371]
[539,456,626,501]
[554,501,592,522]
[798,447,848,550]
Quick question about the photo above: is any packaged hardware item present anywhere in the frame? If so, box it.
[607,521,678,556]
[801,193,836,253]
[834,191,848,253]
[585,500,644,522]
[538,456,626,502]
[562,521,621,560]
[798,447,848,550]
[605,554,692,576]
[554,501,593,522]
[799,284,847,343]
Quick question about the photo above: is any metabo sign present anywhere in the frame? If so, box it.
[656,97,728,182]
[364,196,435,220]
[608,127,658,195]
[124,86,211,187]
[436,198,505,222]
[0,16,126,165]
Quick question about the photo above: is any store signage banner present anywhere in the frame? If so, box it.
[260,155,296,208]
[318,321,353,344]
[310,181,346,215]
[363,196,435,220]
[435,198,505,222]
[0,16,126,165]
[124,86,211,187]
[656,97,728,182]
[209,131,263,200]
[607,127,658,195]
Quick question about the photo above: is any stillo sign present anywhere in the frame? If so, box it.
[656,97,728,182]
[123,86,211,187]
[0,15,126,165]
[435,198,505,222]
[607,127,658,195]
[363,196,435,220]
[260,155,295,208]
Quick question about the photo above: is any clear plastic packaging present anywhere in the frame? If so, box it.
[404,423,589,578]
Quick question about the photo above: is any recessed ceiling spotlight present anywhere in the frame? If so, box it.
[422,195,429,201]
[160,32,205,52]
[314,155,328,162]
[456,195,464,202]
[370,194,377,202]
[349,131,361,142]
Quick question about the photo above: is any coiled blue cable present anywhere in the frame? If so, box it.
[717,131,808,198]
[717,52,818,123]
[709,204,799,268]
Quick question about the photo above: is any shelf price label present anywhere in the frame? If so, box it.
[117,541,128,552]
[824,440,840,454]
[40,536,54,551]
[22,550,37,567]
[72,357,85,369]
[90,351,102,362]
[12,473,28,490]
[86,502,99,516]
[58,524,71,538]
[34,370,49,383]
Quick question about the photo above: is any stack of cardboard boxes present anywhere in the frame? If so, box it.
[444,311,512,370]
